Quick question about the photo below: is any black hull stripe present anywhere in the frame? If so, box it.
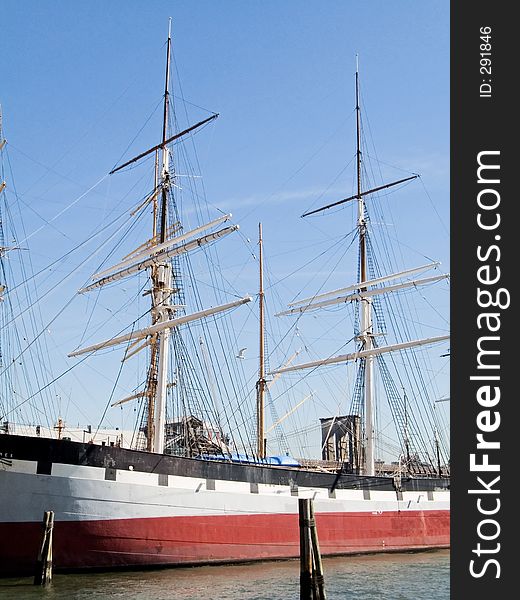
[0,434,449,492]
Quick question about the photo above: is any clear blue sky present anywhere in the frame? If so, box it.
[1,1,449,456]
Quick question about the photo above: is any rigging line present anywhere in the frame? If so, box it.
[4,67,152,197]
[229,255,255,294]
[361,146,406,278]
[359,86,396,205]
[1,210,137,329]
[236,109,357,225]
[191,246,253,414]
[164,124,223,225]
[5,309,57,419]
[177,331,228,450]
[375,227,440,265]
[264,234,348,261]
[165,118,249,450]
[78,278,149,350]
[111,96,164,172]
[414,281,450,326]
[5,153,73,242]
[172,47,218,117]
[367,202,401,286]
[409,356,450,397]
[385,312,450,334]
[10,174,109,250]
[299,155,356,218]
[41,356,114,430]
[235,227,257,261]
[0,219,150,382]
[5,142,104,199]
[5,143,107,209]
[363,110,447,289]
[0,197,54,336]
[0,333,97,421]
[171,93,218,116]
[0,273,79,381]
[365,153,420,176]
[2,222,69,424]
[71,294,169,357]
[202,310,257,454]
[359,121,412,291]
[360,90,389,185]
[373,234,447,404]
[194,247,246,300]
[185,330,250,449]
[407,351,449,456]
[385,341,442,457]
[169,226,254,453]
[268,227,357,294]
[268,334,357,406]
[246,278,344,390]
[286,228,358,302]
[418,175,449,236]
[78,200,152,293]
[172,51,214,226]
[93,325,135,442]
[7,193,71,241]
[197,260,252,406]
[3,207,134,298]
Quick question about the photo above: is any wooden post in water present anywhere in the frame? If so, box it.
[299,498,313,600]
[299,498,327,600]
[309,500,327,600]
[34,510,54,585]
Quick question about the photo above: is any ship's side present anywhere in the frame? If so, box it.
[0,435,449,576]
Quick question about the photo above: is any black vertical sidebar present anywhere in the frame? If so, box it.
[451,3,513,598]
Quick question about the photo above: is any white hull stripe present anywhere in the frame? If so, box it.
[1,459,449,524]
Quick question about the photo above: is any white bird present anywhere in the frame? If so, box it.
[236,348,247,359]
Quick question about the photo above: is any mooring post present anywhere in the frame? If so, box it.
[34,510,54,585]
[309,500,327,600]
[299,498,313,600]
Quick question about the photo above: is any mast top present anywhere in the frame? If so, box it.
[301,59,418,218]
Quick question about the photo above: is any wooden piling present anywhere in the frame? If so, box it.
[309,501,327,600]
[299,498,327,600]
[299,498,313,600]
[34,510,54,585]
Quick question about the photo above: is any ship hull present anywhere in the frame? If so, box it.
[0,435,449,575]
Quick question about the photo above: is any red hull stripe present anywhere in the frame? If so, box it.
[0,510,449,575]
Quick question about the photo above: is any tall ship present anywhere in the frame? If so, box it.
[0,24,449,575]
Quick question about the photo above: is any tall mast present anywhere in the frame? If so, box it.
[160,19,172,244]
[256,222,266,459]
[153,150,159,240]
[144,152,161,451]
[355,57,375,476]
[152,18,173,454]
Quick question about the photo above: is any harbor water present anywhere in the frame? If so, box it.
[0,550,449,599]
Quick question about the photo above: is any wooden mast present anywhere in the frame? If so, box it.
[256,222,267,459]
[159,20,172,245]
[152,18,173,454]
[355,56,376,476]
[145,152,160,451]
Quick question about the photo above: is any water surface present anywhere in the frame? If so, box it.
[0,550,449,599]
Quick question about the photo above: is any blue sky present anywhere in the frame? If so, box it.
[1,1,449,457]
